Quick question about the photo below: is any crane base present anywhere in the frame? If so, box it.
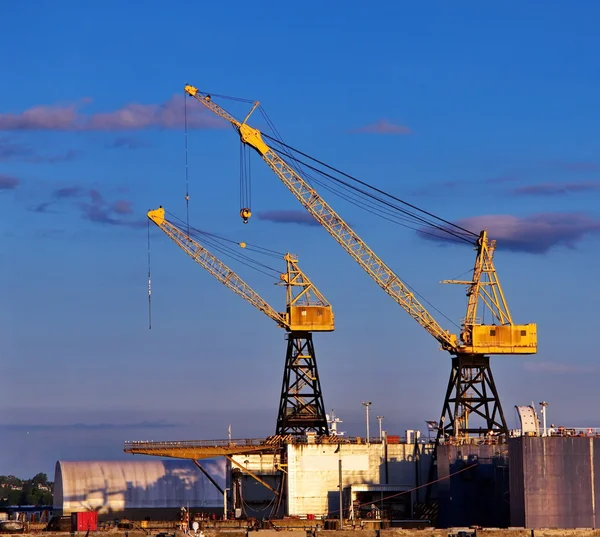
[276,332,329,436]
[425,354,508,503]
[437,354,508,438]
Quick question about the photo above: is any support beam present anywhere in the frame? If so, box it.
[438,355,508,439]
[192,459,224,495]
[225,455,279,495]
[277,332,328,435]
[426,354,508,503]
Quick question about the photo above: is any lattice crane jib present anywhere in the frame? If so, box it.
[183,86,537,442]
[184,85,458,353]
[148,207,330,435]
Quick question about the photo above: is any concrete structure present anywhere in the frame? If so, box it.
[509,436,600,529]
[232,439,433,519]
[54,460,226,519]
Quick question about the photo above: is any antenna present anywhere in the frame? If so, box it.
[327,409,345,436]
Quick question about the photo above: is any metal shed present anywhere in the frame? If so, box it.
[53,459,226,519]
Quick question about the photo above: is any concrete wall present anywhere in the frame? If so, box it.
[232,442,432,519]
[285,442,432,517]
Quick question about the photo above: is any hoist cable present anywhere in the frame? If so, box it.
[272,143,473,243]
[259,107,313,188]
[270,145,474,244]
[263,132,478,240]
[184,89,190,236]
[147,218,152,330]
[164,210,285,257]
[164,211,282,277]
[304,172,468,245]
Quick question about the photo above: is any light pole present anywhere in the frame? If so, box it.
[334,443,343,528]
[376,416,384,442]
[539,401,548,437]
[362,401,372,444]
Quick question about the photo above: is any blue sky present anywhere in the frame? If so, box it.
[2,1,600,478]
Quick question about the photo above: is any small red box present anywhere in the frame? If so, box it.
[71,511,98,531]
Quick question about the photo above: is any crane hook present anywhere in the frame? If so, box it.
[240,208,252,224]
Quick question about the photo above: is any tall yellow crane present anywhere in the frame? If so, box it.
[147,207,334,435]
[183,85,537,442]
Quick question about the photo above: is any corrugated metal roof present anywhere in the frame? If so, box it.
[54,459,226,514]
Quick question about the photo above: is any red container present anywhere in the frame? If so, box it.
[307,514,315,520]
[386,435,400,444]
[71,511,98,531]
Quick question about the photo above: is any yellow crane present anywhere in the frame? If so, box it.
[183,85,537,441]
[147,206,334,435]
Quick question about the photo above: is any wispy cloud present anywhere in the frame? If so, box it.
[0,420,178,432]
[412,180,463,196]
[0,137,77,163]
[513,181,600,196]
[419,212,600,254]
[0,137,30,160]
[35,229,65,239]
[28,149,78,164]
[548,161,599,172]
[112,200,133,215]
[33,186,145,228]
[257,210,320,227]
[79,191,145,227]
[523,361,598,374]
[54,186,84,199]
[0,174,20,190]
[107,136,147,150]
[485,175,518,184]
[0,95,224,131]
[33,202,56,214]
[350,119,411,135]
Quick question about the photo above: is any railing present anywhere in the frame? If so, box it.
[124,438,271,450]
[515,426,600,438]
[124,435,431,452]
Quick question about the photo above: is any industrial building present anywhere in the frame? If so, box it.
[118,85,592,531]
[53,459,226,520]
[121,422,600,529]
[229,436,432,520]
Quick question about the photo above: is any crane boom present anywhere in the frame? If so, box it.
[185,85,458,352]
[148,207,287,328]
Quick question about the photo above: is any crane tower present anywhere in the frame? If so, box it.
[148,207,334,436]
[182,86,537,443]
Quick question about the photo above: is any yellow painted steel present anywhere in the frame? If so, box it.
[124,439,282,460]
[282,252,334,332]
[184,85,537,356]
[442,229,537,354]
[147,207,333,332]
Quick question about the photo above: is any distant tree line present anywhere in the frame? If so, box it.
[0,473,53,506]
